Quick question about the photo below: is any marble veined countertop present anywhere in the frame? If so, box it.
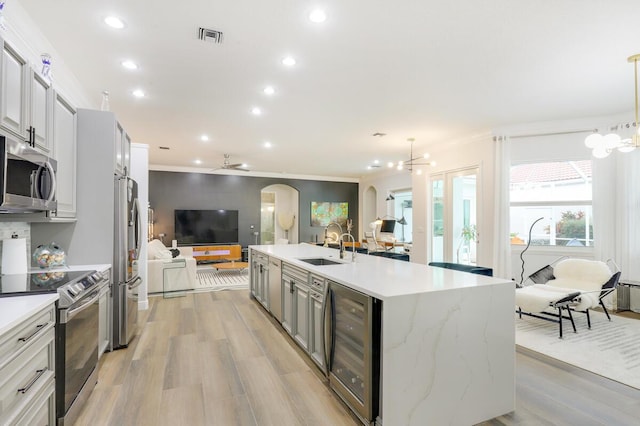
[249,243,511,300]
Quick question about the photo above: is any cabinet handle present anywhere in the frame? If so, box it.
[290,280,295,293]
[17,323,48,343]
[31,127,36,146]
[17,368,47,394]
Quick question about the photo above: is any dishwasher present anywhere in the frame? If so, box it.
[268,258,282,322]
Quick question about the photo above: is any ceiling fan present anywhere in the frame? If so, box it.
[212,154,249,171]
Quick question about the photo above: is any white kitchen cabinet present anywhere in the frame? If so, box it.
[0,37,53,154]
[78,109,132,176]
[0,38,29,140]
[30,70,53,154]
[51,92,77,218]
[293,280,309,351]
[281,263,310,350]
[0,303,56,426]
[308,280,325,370]
[114,122,131,176]
[250,250,269,309]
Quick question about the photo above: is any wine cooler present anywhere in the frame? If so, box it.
[324,281,381,425]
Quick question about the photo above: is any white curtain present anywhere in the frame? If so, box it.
[593,149,640,310]
[492,136,511,280]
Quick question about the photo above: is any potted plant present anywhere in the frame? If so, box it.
[457,225,476,263]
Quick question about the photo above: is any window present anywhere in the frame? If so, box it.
[392,191,412,242]
[510,160,593,247]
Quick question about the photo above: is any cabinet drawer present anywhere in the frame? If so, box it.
[10,373,55,426]
[0,327,55,418]
[283,263,309,283]
[0,305,55,370]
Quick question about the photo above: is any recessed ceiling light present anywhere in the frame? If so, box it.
[121,60,138,70]
[132,89,145,98]
[264,141,272,148]
[309,9,327,23]
[282,56,296,67]
[194,159,202,165]
[104,16,125,29]
[200,135,209,142]
[263,86,275,95]
[251,107,262,116]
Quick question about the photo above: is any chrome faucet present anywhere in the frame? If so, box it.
[339,233,356,262]
[323,221,343,246]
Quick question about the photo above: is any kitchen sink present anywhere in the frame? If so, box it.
[298,257,343,266]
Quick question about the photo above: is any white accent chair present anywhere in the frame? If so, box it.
[146,239,197,294]
[515,258,621,338]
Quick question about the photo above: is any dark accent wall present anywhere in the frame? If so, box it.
[149,171,359,247]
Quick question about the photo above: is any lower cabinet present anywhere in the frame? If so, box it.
[293,280,309,351]
[250,251,269,309]
[0,303,56,426]
[309,290,325,369]
[257,259,326,373]
[281,263,312,353]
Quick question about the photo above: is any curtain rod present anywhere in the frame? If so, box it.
[496,128,597,141]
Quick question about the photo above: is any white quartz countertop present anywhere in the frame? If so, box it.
[249,243,512,300]
[0,293,59,335]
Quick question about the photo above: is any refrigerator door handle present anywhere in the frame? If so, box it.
[133,197,142,256]
[126,276,143,290]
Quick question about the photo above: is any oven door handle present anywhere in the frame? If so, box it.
[66,290,100,320]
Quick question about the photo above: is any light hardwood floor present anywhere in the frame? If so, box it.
[75,291,640,425]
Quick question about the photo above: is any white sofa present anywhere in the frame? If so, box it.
[146,239,197,294]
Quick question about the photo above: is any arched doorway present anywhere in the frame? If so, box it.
[363,186,377,239]
[261,184,299,244]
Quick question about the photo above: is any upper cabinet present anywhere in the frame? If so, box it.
[78,109,131,176]
[52,92,77,218]
[0,37,53,155]
[0,39,28,139]
[30,71,53,154]
[114,121,131,175]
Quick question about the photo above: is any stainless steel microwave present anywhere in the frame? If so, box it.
[0,135,57,212]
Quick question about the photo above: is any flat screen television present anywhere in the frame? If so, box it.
[380,219,396,233]
[175,209,239,245]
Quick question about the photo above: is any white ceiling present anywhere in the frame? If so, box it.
[19,0,640,179]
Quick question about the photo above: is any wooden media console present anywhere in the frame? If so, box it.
[191,245,242,263]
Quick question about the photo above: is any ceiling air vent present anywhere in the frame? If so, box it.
[198,27,224,44]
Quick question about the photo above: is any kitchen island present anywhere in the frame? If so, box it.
[249,243,514,426]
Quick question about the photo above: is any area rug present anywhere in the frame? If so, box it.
[196,269,249,291]
[515,310,640,389]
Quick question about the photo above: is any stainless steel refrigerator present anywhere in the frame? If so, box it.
[113,176,142,348]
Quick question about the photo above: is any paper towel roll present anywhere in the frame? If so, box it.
[2,238,28,275]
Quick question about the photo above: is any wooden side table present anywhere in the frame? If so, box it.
[163,258,187,298]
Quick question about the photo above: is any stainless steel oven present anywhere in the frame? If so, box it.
[56,270,110,425]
